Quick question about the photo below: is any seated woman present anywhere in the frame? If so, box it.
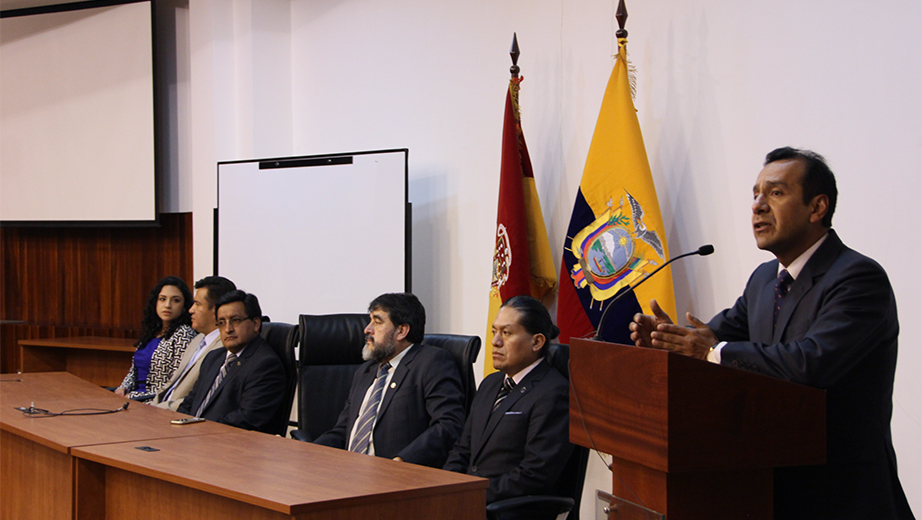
[115,276,197,400]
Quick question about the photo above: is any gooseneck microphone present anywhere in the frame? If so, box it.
[594,244,715,340]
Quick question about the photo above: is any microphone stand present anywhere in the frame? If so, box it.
[593,245,714,341]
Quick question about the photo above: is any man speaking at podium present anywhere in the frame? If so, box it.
[630,148,913,519]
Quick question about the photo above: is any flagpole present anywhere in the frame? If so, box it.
[510,33,520,78]
[616,0,628,38]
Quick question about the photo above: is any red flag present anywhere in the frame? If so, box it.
[486,77,557,374]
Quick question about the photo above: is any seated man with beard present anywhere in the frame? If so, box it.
[313,293,466,468]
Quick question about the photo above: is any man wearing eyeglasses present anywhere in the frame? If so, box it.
[177,290,285,433]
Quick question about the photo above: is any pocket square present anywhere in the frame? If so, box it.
[504,411,523,415]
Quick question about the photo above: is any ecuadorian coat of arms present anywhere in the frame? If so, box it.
[568,191,664,304]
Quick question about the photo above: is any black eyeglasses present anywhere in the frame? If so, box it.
[216,316,253,329]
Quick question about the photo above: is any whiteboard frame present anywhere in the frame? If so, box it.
[216,149,410,323]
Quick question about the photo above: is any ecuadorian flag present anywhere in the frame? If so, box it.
[486,76,557,374]
[558,37,676,344]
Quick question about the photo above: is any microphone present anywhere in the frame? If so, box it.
[594,245,714,340]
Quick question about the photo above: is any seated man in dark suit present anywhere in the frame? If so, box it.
[444,295,573,518]
[178,290,285,434]
[314,292,465,468]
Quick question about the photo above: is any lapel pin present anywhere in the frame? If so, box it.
[390,382,397,388]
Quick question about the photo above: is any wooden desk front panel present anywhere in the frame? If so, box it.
[0,429,73,520]
[102,468,484,520]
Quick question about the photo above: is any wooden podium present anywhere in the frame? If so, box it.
[569,338,826,519]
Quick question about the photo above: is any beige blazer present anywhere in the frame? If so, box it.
[151,332,224,411]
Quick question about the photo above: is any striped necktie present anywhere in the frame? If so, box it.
[773,269,794,330]
[195,352,237,417]
[492,377,515,412]
[349,362,391,454]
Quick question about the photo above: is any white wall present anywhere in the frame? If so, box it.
[182,1,921,516]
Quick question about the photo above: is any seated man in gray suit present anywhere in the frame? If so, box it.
[444,295,573,519]
[151,276,236,411]
[178,291,285,433]
[314,293,465,468]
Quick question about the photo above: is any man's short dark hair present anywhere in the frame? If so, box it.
[194,276,237,308]
[369,293,426,345]
[765,147,837,228]
[215,290,262,320]
[500,295,559,356]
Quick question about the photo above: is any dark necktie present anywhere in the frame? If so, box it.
[492,377,515,412]
[773,269,794,330]
[195,352,237,417]
[349,362,391,454]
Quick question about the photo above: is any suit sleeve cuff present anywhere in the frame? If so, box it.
[706,342,726,364]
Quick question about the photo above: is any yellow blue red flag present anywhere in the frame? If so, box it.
[558,37,676,344]
[486,76,557,374]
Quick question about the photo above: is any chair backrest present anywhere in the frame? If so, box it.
[546,343,590,520]
[259,321,299,436]
[295,313,369,441]
[422,333,482,415]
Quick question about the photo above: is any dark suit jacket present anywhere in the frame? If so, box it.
[313,344,465,468]
[709,229,913,519]
[443,359,573,504]
[177,335,285,434]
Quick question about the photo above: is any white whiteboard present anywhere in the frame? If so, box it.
[217,150,409,323]
[0,1,156,223]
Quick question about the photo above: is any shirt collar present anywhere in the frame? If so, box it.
[780,232,829,280]
[507,356,544,385]
[227,343,247,360]
[384,343,412,371]
[203,328,220,347]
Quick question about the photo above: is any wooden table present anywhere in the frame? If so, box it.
[75,430,487,520]
[18,336,136,387]
[1,372,238,520]
[1,372,487,520]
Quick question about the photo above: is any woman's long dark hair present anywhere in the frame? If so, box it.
[136,276,193,349]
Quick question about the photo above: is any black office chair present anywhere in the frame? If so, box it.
[290,313,368,442]
[422,333,481,416]
[259,321,299,437]
[485,343,590,520]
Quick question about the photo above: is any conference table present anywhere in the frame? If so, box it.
[0,372,487,520]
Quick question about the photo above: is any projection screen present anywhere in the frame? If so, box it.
[0,0,156,223]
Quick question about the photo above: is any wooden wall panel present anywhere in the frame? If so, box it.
[0,213,193,373]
